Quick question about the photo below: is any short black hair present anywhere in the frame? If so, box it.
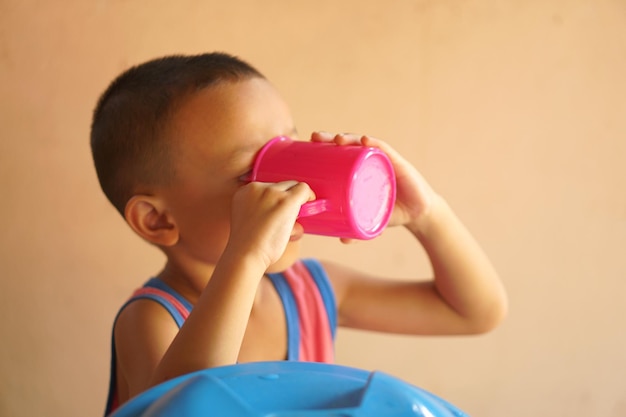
[90,52,264,216]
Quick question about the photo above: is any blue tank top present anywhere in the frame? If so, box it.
[104,258,337,416]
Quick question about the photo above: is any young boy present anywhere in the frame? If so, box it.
[90,53,507,415]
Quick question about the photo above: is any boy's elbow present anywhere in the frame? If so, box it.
[469,295,509,334]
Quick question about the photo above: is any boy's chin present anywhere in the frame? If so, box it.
[266,240,302,273]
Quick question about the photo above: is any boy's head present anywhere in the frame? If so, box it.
[90,53,301,270]
[90,53,264,217]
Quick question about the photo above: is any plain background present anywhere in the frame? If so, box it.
[1,1,625,416]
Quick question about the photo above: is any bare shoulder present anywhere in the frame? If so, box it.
[115,298,180,346]
[114,299,180,400]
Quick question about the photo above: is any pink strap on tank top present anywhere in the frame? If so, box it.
[282,261,335,363]
[130,287,190,321]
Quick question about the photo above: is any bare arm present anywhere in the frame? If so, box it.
[113,249,271,400]
[114,300,179,401]
[313,132,507,335]
[148,180,314,386]
[327,195,507,335]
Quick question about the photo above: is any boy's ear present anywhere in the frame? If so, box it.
[124,195,179,247]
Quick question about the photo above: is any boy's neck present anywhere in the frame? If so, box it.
[156,258,275,311]
[157,259,216,305]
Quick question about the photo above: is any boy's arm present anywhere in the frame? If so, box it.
[148,180,313,386]
[312,132,507,335]
[325,194,508,335]
[114,300,179,400]
[113,253,268,400]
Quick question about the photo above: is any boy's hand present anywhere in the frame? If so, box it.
[311,132,438,231]
[226,180,315,269]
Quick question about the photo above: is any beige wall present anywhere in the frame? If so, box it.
[1,1,625,416]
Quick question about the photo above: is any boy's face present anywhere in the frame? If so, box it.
[161,77,301,272]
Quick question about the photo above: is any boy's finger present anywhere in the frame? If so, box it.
[294,182,316,202]
[339,237,358,245]
[360,135,402,160]
[311,131,334,142]
[272,180,301,190]
[276,181,315,202]
[334,133,362,145]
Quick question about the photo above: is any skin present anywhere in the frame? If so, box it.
[114,76,508,407]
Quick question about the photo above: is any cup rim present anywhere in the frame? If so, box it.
[249,136,292,182]
[346,149,396,239]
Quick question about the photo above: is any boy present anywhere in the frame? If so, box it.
[90,53,507,415]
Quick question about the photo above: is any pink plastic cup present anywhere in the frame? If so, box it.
[250,136,396,240]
